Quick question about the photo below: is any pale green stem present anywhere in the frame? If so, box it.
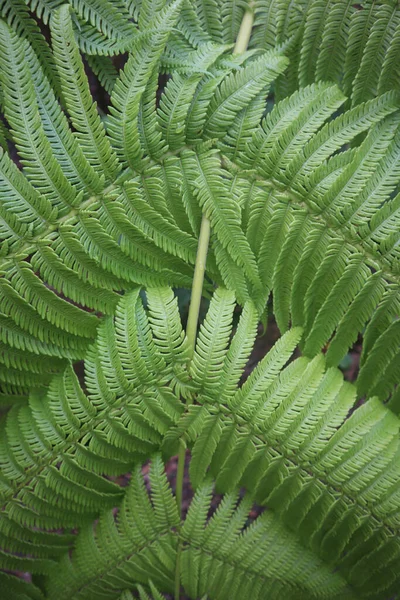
[173,4,255,598]
[185,215,211,362]
[233,2,255,55]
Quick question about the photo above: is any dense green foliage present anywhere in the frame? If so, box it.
[0,1,399,599]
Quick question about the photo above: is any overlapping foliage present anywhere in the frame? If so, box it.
[0,1,399,599]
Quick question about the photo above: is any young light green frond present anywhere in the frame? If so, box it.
[190,287,236,400]
[51,5,120,180]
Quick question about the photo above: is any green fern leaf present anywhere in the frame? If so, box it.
[51,5,120,180]
[107,2,183,169]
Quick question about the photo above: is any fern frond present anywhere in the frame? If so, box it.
[203,50,288,140]
[182,150,261,287]
[0,0,60,92]
[51,5,120,180]
[26,38,103,196]
[190,0,223,42]
[342,2,373,96]
[166,298,400,596]
[350,3,400,107]
[298,0,334,88]
[0,290,185,556]
[1,287,399,595]
[157,44,230,151]
[0,148,53,247]
[220,83,400,385]
[0,572,46,600]
[45,456,355,600]
[314,0,354,84]
[190,287,237,401]
[107,2,182,170]
[0,23,78,212]
[86,54,119,95]
[69,0,136,41]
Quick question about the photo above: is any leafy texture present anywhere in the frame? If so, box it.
[1,1,400,599]
[0,9,399,401]
[2,289,399,598]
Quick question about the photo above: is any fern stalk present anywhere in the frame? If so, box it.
[174,4,256,598]
[185,215,212,360]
